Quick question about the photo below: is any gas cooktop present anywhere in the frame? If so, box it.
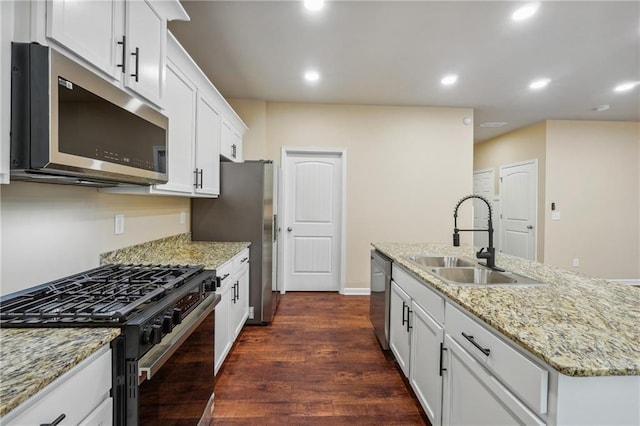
[0,264,206,325]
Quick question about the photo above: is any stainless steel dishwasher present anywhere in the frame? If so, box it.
[370,250,392,350]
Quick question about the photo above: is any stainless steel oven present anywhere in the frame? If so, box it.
[370,250,392,350]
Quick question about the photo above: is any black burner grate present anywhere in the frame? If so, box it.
[0,264,204,324]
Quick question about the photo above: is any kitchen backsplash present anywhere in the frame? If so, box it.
[0,181,190,295]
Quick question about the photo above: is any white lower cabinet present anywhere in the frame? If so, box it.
[442,334,544,425]
[389,280,412,377]
[214,271,232,375]
[230,259,250,340]
[3,345,112,425]
[410,302,444,425]
[389,264,445,426]
[214,248,250,375]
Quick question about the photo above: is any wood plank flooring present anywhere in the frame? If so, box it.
[211,292,429,425]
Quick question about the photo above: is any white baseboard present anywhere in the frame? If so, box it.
[611,279,640,286]
[341,287,371,296]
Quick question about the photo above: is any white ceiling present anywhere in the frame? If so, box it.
[168,1,640,142]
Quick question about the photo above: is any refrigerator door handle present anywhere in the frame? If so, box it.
[273,214,277,242]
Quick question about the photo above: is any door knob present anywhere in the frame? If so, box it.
[526,225,534,229]
[287,227,293,232]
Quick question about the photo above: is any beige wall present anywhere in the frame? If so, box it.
[230,100,474,289]
[544,120,640,279]
[473,122,547,261]
[1,182,190,294]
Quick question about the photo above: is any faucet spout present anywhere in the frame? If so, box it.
[452,194,503,271]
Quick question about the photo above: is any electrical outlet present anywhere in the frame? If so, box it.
[552,211,561,221]
[248,306,254,320]
[114,214,125,235]
[572,258,580,267]
[180,211,186,225]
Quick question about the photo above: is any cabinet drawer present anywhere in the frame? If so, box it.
[445,303,548,415]
[4,345,112,425]
[234,248,250,272]
[216,260,233,289]
[392,264,444,324]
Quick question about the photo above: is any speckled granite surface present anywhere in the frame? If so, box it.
[373,242,640,377]
[0,328,121,417]
[100,233,250,269]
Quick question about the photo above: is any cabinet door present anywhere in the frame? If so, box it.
[389,280,412,377]
[410,302,444,426]
[442,335,544,426]
[47,0,124,80]
[194,94,221,196]
[214,282,231,376]
[155,62,195,194]
[230,264,250,339]
[221,120,243,162]
[125,0,165,105]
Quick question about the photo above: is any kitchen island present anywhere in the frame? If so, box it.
[373,242,639,425]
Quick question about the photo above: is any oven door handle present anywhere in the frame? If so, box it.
[138,293,220,381]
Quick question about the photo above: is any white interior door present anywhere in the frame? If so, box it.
[500,160,537,260]
[283,150,344,292]
[472,169,494,249]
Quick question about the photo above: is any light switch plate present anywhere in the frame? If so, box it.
[180,211,186,225]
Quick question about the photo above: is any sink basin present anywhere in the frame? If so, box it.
[404,255,476,268]
[429,267,546,286]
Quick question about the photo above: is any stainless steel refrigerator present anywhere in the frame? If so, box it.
[191,160,280,325]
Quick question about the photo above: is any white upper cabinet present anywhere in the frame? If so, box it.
[155,60,196,194]
[195,94,222,196]
[221,119,244,163]
[46,0,124,80]
[102,32,237,198]
[123,0,165,105]
[45,0,186,106]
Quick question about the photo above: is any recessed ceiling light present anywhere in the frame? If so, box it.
[529,78,551,90]
[480,122,508,128]
[441,74,458,86]
[614,81,640,92]
[593,104,610,112]
[304,0,324,12]
[512,2,540,21]
[304,70,320,83]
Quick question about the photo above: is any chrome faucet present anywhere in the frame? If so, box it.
[453,194,504,271]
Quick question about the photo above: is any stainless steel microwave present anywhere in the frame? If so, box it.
[10,43,168,186]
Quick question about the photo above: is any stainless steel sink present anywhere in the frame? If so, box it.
[429,267,546,286]
[404,255,477,268]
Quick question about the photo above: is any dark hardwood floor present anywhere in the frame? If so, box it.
[211,292,428,425]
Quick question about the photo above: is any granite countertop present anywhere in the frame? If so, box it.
[100,233,250,269]
[373,242,640,377]
[0,328,121,417]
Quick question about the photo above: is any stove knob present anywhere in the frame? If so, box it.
[150,324,162,344]
[142,324,162,345]
[172,308,182,325]
[204,277,215,292]
[162,315,174,333]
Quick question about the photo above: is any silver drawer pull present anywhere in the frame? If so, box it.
[462,332,491,356]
